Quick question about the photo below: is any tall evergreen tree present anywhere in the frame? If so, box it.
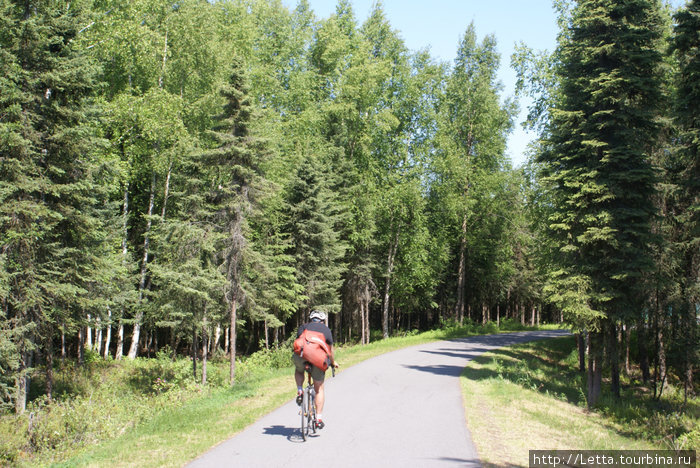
[539,0,666,405]
[286,155,346,319]
[0,0,106,412]
[201,58,269,385]
[670,0,700,398]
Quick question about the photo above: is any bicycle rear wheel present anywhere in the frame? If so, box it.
[301,388,310,440]
[310,402,317,434]
[309,389,317,434]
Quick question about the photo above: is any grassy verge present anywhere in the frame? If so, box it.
[461,336,699,468]
[0,319,542,467]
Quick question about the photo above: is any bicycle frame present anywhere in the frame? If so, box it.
[300,366,317,441]
[299,363,335,441]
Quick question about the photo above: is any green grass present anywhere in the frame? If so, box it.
[0,320,553,467]
[53,371,289,468]
[460,336,699,467]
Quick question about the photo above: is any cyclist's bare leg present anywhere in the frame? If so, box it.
[313,380,325,415]
[294,370,304,388]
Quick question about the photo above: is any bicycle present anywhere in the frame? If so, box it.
[299,362,335,441]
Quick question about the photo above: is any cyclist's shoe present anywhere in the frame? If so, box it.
[317,419,325,430]
[295,391,303,406]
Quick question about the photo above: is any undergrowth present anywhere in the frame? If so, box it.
[487,336,699,451]
[0,320,549,466]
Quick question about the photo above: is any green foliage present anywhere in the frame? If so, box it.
[0,352,247,464]
[286,155,347,314]
[236,341,294,380]
[0,0,112,411]
[1,2,696,463]
[538,0,666,333]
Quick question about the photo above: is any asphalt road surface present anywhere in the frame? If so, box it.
[186,329,570,468]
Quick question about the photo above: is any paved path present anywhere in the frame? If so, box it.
[186,329,570,468]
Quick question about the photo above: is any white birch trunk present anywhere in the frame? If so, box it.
[213,324,222,354]
[103,307,112,359]
[128,172,156,359]
[116,186,129,360]
[224,327,230,356]
[95,317,102,354]
[86,314,92,350]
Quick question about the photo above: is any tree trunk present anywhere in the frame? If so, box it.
[576,332,586,372]
[225,327,230,356]
[623,324,630,375]
[103,308,112,359]
[115,187,129,361]
[229,299,237,386]
[86,314,92,350]
[685,302,695,400]
[115,323,124,361]
[264,318,269,349]
[364,300,370,344]
[382,228,399,339]
[586,331,602,408]
[455,215,468,325]
[655,317,667,400]
[145,332,152,358]
[15,348,30,414]
[161,160,172,219]
[61,326,66,362]
[45,337,53,403]
[159,30,168,89]
[496,304,500,327]
[78,326,84,366]
[202,316,208,386]
[637,317,650,382]
[128,172,156,359]
[95,317,102,355]
[360,303,366,345]
[192,325,198,382]
[214,324,222,353]
[609,321,620,398]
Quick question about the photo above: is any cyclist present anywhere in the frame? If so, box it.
[292,310,338,429]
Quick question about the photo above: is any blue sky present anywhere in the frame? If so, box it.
[283,0,686,167]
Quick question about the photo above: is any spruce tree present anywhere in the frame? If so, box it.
[0,0,105,411]
[201,58,269,385]
[670,0,700,398]
[540,0,665,405]
[286,155,346,317]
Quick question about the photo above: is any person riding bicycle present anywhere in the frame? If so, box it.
[292,310,338,429]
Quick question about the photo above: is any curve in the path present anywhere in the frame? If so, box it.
[186,329,570,468]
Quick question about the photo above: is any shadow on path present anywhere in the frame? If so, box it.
[433,457,482,467]
[403,364,468,377]
[419,347,490,360]
[262,425,306,443]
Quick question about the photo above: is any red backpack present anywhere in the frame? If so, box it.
[293,329,331,371]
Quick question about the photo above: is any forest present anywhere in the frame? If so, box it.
[0,0,698,420]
